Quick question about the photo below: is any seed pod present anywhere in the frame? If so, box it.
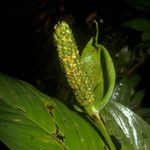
[54,21,95,106]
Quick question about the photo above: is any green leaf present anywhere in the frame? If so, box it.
[136,41,150,55]
[114,46,131,69]
[123,18,150,32]
[142,32,150,41]
[147,47,150,55]
[125,0,150,11]
[137,41,150,49]
[136,108,150,124]
[0,73,105,150]
[81,21,116,109]
[100,101,150,150]
[130,90,145,109]
[111,75,140,107]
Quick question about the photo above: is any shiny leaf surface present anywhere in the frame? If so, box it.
[100,101,150,150]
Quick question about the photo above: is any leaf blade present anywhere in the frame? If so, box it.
[0,73,105,150]
[100,101,150,150]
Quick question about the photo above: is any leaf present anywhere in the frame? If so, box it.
[81,37,104,101]
[125,0,150,11]
[114,46,131,69]
[147,47,150,55]
[136,108,150,124]
[100,101,150,150]
[0,73,105,150]
[142,32,150,41]
[111,75,140,107]
[81,21,116,109]
[123,18,150,32]
[130,90,145,109]
[136,41,150,55]
[137,41,150,49]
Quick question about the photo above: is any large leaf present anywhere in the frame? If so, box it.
[100,101,150,150]
[0,73,105,150]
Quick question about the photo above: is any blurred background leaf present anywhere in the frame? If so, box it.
[123,18,150,32]
[125,0,150,11]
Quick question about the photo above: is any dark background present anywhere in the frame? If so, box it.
[1,0,149,80]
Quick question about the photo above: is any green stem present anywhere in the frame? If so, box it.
[85,106,116,150]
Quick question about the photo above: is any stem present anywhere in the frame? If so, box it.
[85,106,116,150]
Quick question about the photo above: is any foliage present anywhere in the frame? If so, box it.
[111,1,150,124]
[0,20,150,150]
[0,73,105,150]
[125,0,150,11]
[100,101,150,149]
